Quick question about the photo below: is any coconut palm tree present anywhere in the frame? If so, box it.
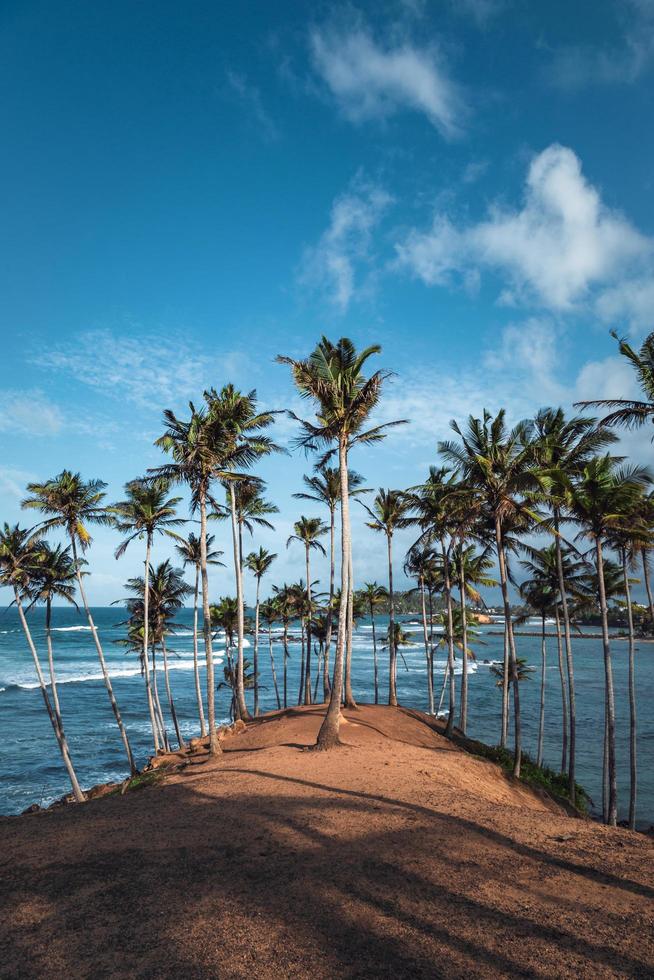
[359,582,388,704]
[293,467,368,700]
[361,490,413,708]
[0,525,86,802]
[440,411,536,776]
[278,337,404,748]
[567,456,651,825]
[530,406,617,805]
[287,517,327,705]
[174,532,224,736]
[110,478,184,752]
[244,547,277,715]
[404,547,439,714]
[260,598,281,709]
[204,385,282,723]
[517,577,556,768]
[576,329,654,436]
[22,471,136,774]
[148,561,193,749]
[272,583,295,708]
[211,478,278,569]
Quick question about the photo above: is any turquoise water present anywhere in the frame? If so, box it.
[1,606,653,826]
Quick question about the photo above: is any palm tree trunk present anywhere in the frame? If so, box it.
[622,550,637,830]
[370,603,379,705]
[254,577,261,716]
[314,647,322,702]
[38,595,85,802]
[316,436,350,748]
[419,576,434,715]
[323,505,335,701]
[298,617,306,706]
[537,614,546,768]
[268,623,281,709]
[151,644,169,752]
[142,533,160,753]
[641,547,654,628]
[500,622,509,749]
[494,517,521,777]
[304,547,312,705]
[283,623,289,709]
[596,537,617,826]
[192,567,207,737]
[161,637,185,750]
[199,489,219,754]
[387,533,397,707]
[459,556,469,734]
[442,542,456,738]
[70,536,136,774]
[554,607,568,774]
[344,547,357,708]
[428,589,435,701]
[228,482,250,721]
[554,510,576,807]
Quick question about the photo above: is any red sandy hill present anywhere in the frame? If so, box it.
[1,704,653,978]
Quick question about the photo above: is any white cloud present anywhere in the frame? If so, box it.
[298,180,392,312]
[0,389,63,437]
[226,70,279,141]
[452,0,505,27]
[596,277,654,332]
[0,466,36,499]
[310,24,465,137]
[395,144,651,311]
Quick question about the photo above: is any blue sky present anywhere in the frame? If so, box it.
[1,0,654,603]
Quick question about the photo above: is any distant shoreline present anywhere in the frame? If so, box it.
[488,630,654,643]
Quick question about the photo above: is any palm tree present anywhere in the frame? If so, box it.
[530,406,617,805]
[440,411,537,775]
[260,598,281,709]
[272,583,295,708]
[0,525,85,802]
[293,466,367,701]
[404,547,438,714]
[110,478,184,752]
[204,385,281,723]
[211,596,245,720]
[567,456,651,825]
[22,471,136,774]
[576,329,654,436]
[361,490,412,708]
[278,337,403,748]
[359,582,388,704]
[517,577,556,768]
[148,561,192,749]
[490,657,535,687]
[175,532,224,736]
[287,516,327,705]
[244,547,277,715]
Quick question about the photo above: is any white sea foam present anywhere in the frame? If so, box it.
[51,626,93,632]
[0,655,226,692]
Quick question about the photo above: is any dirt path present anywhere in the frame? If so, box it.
[1,705,652,978]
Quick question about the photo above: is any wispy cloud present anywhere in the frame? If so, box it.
[0,466,37,499]
[298,178,393,312]
[226,69,279,141]
[395,143,651,311]
[309,21,466,137]
[0,389,64,437]
[452,0,506,27]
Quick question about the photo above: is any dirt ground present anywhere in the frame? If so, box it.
[1,704,653,979]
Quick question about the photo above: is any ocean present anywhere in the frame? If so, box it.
[1,606,653,827]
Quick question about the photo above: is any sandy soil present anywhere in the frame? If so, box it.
[1,704,653,979]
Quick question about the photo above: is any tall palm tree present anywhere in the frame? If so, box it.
[110,478,184,752]
[211,478,278,568]
[0,525,85,802]
[272,583,295,708]
[278,337,403,748]
[22,471,136,774]
[530,406,617,805]
[174,532,224,736]
[359,582,388,705]
[440,411,536,776]
[260,598,281,709]
[293,466,367,700]
[244,547,277,715]
[517,576,556,768]
[211,596,246,719]
[361,489,412,707]
[576,329,654,436]
[148,561,193,749]
[567,456,651,825]
[204,385,281,723]
[287,516,327,705]
[404,547,439,714]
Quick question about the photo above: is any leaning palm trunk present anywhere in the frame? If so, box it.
[458,556,469,734]
[304,547,312,705]
[596,537,617,826]
[253,578,261,715]
[323,506,335,701]
[344,548,357,708]
[268,622,281,709]
[387,533,397,706]
[316,437,350,748]
[228,483,250,720]
[314,648,322,702]
[622,550,637,830]
[192,567,207,737]
[554,510,576,806]
[500,622,509,749]
[16,591,85,802]
[494,518,521,777]
[143,534,160,753]
[151,645,169,752]
[554,607,568,774]
[161,637,185,750]
[370,602,379,705]
[282,622,289,709]
[199,490,219,754]
[70,536,136,774]
[298,618,306,706]
[537,614,546,768]
[442,543,456,738]
[641,547,654,628]
[419,576,434,715]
